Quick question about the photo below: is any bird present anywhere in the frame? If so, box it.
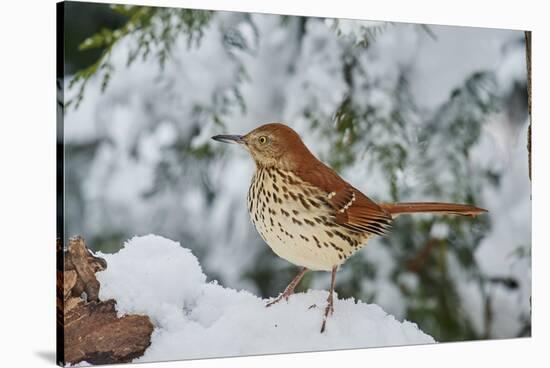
[212,122,487,333]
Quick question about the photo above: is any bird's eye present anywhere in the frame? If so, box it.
[258,136,267,144]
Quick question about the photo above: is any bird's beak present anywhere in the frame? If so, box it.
[211,134,245,144]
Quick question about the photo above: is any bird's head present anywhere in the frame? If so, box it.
[212,123,313,169]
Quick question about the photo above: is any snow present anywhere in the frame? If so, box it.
[325,18,389,46]
[96,235,435,362]
[410,25,521,109]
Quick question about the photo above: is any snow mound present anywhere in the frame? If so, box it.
[96,235,435,362]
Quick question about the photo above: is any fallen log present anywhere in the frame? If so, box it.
[57,236,154,366]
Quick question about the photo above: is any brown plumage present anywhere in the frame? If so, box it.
[212,122,487,333]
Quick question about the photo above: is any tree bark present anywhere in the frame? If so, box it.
[57,236,154,366]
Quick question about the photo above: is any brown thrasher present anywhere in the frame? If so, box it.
[212,123,487,333]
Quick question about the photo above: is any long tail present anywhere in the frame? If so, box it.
[380,202,487,218]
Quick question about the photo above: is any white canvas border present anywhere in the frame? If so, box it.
[0,0,547,367]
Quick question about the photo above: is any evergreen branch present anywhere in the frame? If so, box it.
[66,5,213,109]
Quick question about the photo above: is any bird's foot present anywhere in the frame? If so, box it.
[320,320,327,333]
[266,267,308,308]
[320,295,334,333]
[265,295,286,307]
[265,289,294,307]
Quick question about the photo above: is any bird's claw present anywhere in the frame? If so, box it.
[265,294,288,307]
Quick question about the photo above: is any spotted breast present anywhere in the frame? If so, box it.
[246,167,372,271]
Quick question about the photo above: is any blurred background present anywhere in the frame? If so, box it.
[60,2,531,342]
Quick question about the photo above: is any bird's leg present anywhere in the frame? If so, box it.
[320,266,337,333]
[266,267,308,307]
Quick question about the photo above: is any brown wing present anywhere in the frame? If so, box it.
[296,162,392,236]
[332,186,393,236]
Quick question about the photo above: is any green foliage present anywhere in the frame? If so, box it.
[67,5,213,109]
